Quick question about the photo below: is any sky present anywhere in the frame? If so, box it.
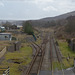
[0,0,75,20]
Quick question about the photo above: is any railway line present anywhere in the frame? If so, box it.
[50,36,53,75]
[50,35,65,75]
[25,33,75,75]
[25,33,48,75]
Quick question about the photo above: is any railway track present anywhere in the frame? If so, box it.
[50,36,53,75]
[53,37,65,75]
[25,34,48,75]
[50,35,65,75]
[52,37,61,63]
[25,33,66,75]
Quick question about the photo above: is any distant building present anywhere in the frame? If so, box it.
[0,26,5,32]
[17,25,23,29]
[0,33,12,41]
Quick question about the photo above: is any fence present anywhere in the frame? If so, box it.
[0,47,6,58]
[0,67,10,75]
[3,67,10,75]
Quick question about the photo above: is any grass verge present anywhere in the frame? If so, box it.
[0,43,32,75]
[58,40,75,69]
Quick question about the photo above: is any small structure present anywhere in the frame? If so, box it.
[0,33,12,41]
[0,26,5,32]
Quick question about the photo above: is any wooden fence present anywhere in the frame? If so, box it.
[0,67,10,75]
[0,47,6,58]
[4,67,10,75]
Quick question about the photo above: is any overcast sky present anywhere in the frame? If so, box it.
[0,0,75,20]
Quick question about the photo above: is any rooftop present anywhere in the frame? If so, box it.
[0,33,11,35]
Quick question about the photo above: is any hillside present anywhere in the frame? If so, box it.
[41,11,75,21]
[0,11,75,27]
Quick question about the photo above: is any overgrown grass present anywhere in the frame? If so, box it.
[53,62,65,70]
[35,37,41,45]
[0,43,32,75]
[58,40,75,69]
[58,40,75,57]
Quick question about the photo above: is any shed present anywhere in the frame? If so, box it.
[0,33,12,41]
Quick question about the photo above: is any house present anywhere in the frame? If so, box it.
[0,33,12,41]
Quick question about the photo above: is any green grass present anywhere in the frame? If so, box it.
[35,37,41,44]
[53,62,65,70]
[58,40,75,69]
[58,40,75,57]
[0,43,32,75]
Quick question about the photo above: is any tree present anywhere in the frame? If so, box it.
[2,21,12,30]
[23,21,34,35]
[11,25,17,29]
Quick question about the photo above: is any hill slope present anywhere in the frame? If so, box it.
[0,11,75,27]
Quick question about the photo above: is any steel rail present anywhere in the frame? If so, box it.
[25,34,48,75]
[52,37,65,75]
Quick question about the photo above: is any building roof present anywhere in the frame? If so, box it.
[0,26,5,28]
[0,33,11,35]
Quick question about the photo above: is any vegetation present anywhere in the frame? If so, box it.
[65,16,75,33]
[58,40,75,68]
[23,21,34,35]
[58,40,75,57]
[0,43,32,75]
[53,62,65,70]
[2,21,12,29]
